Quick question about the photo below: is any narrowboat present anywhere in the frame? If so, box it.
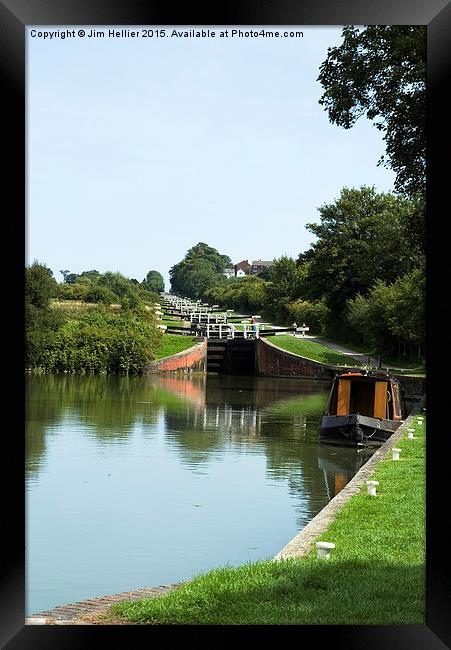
[319,369,406,447]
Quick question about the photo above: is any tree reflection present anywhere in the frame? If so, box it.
[27,373,364,528]
[25,374,206,479]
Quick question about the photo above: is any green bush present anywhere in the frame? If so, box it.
[57,283,89,301]
[287,299,330,334]
[30,306,163,374]
[84,284,117,304]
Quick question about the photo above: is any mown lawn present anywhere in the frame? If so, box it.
[110,415,425,625]
[267,335,361,367]
[154,334,197,359]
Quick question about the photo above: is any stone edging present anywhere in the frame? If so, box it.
[26,584,181,625]
[274,398,425,559]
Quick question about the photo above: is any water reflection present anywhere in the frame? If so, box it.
[26,374,367,517]
[26,373,373,614]
[317,445,374,499]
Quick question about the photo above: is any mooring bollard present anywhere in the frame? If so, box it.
[407,428,415,439]
[316,541,335,560]
[366,480,379,496]
[391,447,401,460]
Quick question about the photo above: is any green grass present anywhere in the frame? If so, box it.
[112,416,425,624]
[161,318,185,327]
[154,334,197,359]
[267,335,362,367]
[319,337,426,373]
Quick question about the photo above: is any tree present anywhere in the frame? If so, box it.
[318,26,426,197]
[299,187,423,338]
[169,243,231,299]
[59,269,78,284]
[263,256,307,321]
[97,272,141,308]
[26,262,64,368]
[347,281,392,353]
[386,266,425,357]
[347,267,425,358]
[78,270,100,282]
[27,261,58,308]
[287,299,330,335]
[257,266,273,281]
[184,242,232,273]
[143,270,165,293]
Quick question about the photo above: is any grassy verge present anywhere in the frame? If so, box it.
[110,415,425,625]
[154,334,198,360]
[267,335,362,367]
[319,336,426,373]
[161,318,185,327]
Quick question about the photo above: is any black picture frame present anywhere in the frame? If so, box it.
[2,0,449,646]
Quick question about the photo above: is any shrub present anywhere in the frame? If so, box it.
[84,285,117,305]
[287,299,330,334]
[38,307,163,374]
[57,283,89,301]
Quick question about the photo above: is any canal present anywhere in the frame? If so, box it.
[26,373,374,615]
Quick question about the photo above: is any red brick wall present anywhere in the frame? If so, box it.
[256,337,338,379]
[143,339,207,373]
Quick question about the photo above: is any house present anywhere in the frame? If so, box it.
[234,260,252,276]
[251,260,273,275]
[223,267,235,279]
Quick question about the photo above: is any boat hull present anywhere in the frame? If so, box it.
[319,413,401,447]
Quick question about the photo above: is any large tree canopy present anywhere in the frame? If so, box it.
[143,270,165,294]
[169,242,231,299]
[299,187,423,322]
[184,242,232,273]
[318,26,426,197]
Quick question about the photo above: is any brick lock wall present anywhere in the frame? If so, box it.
[143,340,207,373]
[256,338,338,379]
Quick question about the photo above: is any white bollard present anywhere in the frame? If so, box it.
[391,447,401,460]
[407,428,415,439]
[316,541,335,560]
[366,480,379,496]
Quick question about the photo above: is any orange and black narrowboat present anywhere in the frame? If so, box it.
[319,370,406,447]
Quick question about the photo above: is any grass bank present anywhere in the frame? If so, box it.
[161,318,185,327]
[154,334,198,360]
[319,336,426,373]
[108,415,425,625]
[267,335,361,367]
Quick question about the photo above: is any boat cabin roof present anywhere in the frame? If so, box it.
[335,370,399,384]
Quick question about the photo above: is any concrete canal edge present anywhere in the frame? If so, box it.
[274,397,426,560]
[143,339,207,373]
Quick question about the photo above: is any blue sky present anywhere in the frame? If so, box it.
[27,26,396,288]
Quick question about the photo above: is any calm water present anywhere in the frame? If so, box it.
[26,373,373,614]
